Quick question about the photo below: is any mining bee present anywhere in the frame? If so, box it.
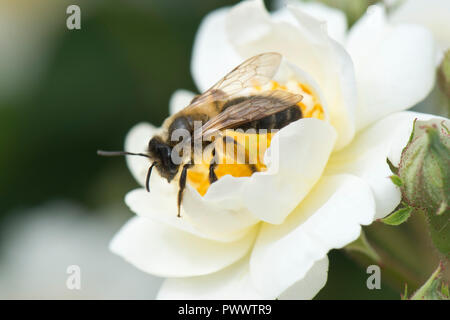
[98,52,303,217]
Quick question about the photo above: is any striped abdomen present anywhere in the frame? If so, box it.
[222,96,303,131]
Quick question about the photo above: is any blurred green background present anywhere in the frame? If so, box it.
[0,0,244,217]
[0,0,446,299]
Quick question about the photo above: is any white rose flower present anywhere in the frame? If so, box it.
[110,0,442,299]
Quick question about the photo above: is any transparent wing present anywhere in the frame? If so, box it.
[184,52,282,112]
[198,90,303,139]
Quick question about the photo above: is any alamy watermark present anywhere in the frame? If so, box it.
[66,265,81,290]
[366,265,381,290]
[66,5,81,30]
[168,121,280,168]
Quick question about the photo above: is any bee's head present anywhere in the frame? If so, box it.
[97,135,180,193]
[148,136,179,181]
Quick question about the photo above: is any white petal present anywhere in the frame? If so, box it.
[169,89,196,115]
[123,120,335,239]
[239,118,336,223]
[157,255,328,300]
[278,256,329,300]
[390,0,450,61]
[347,5,436,130]
[157,257,264,300]
[182,185,261,242]
[226,0,357,149]
[284,0,348,44]
[250,174,375,298]
[125,188,255,243]
[326,111,440,219]
[187,118,337,225]
[124,122,158,187]
[110,217,257,278]
[191,7,242,92]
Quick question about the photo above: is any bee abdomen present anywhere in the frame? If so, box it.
[238,105,302,131]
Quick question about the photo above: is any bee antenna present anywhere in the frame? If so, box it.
[146,163,156,192]
[97,150,155,192]
[97,150,149,158]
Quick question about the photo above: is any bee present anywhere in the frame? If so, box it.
[98,52,303,217]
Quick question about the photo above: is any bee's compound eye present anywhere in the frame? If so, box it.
[148,137,179,174]
[168,116,192,137]
[148,137,169,160]
[158,145,171,163]
[158,144,177,171]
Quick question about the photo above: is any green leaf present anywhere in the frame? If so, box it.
[411,263,450,300]
[381,206,413,226]
[390,175,403,187]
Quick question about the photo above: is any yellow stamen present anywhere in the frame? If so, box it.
[270,80,287,91]
[299,83,312,95]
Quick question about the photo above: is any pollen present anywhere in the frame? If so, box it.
[187,131,272,196]
[267,80,325,120]
[270,80,287,91]
[299,83,312,95]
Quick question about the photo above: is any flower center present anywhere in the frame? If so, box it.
[187,80,325,196]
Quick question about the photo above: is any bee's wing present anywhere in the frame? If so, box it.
[184,52,282,112]
[198,90,303,139]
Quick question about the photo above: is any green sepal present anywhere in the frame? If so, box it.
[390,175,403,187]
[386,157,399,175]
[411,263,450,300]
[401,284,408,300]
[381,206,413,226]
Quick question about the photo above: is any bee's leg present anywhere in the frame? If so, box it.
[177,163,191,218]
[209,149,218,184]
